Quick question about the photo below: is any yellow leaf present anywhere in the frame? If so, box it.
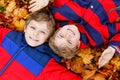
[13,19,25,32]
[0,0,4,6]
[5,0,16,13]
[79,52,94,64]
[18,7,28,19]
[111,56,120,70]
[83,70,96,80]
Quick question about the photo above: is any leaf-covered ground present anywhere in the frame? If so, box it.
[0,0,29,31]
[61,46,120,80]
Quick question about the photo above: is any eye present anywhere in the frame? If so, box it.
[30,26,35,30]
[59,34,64,38]
[40,31,46,34]
[68,40,72,44]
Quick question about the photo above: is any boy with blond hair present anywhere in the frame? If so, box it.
[0,9,82,80]
[49,24,120,69]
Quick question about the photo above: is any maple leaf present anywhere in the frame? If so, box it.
[111,55,120,71]
[78,49,94,64]
[82,70,96,80]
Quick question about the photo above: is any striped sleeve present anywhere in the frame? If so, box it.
[110,45,120,54]
[98,0,120,23]
[108,23,120,54]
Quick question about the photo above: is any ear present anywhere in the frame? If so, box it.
[24,25,27,32]
[77,41,80,48]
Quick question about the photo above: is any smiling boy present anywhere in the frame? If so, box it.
[24,17,53,47]
[49,24,119,69]
[0,9,82,80]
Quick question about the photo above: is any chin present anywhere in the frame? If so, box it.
[29,42,44,47]
[28,44,37,47]
[27,43,38,47]
[27,40,44,47]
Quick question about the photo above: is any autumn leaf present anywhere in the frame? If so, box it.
[82,70,96,80]
[111,55,120,71]
[78,50,94,64]
[0,6,5,12]
[91,73,106,80]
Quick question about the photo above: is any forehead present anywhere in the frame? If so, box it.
[29,20,49,29]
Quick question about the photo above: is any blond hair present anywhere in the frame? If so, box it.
[49,29,79,59]
[25,8,55,40]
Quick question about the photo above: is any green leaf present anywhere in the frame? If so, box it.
[0,6,5,12]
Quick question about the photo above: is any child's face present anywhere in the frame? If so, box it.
[24,20,50,47]
[54,25,80,49]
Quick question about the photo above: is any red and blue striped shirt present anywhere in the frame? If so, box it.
[53,0,120,53]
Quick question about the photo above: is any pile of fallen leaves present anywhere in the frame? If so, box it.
[0,0,120,80]
[0,0,29,31]
[0,0,53,31]
[61,46,120,80]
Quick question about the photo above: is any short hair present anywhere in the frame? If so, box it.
[25,8,55,40]
[49,29,79,59]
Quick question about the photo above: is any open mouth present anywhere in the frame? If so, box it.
[67,28,75,35]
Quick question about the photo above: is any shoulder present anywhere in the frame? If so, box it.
[5,30,25,45]
[36,43,61,63]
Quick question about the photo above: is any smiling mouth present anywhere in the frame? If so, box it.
[30,37,39,42]
[67,28,75,35]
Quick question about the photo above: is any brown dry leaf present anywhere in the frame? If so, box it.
[82,70,96,80]
[70,57,84,73]
[108,72,120,80]
[63,59,72,70]
[77,48,91,55]
[4,0,16,17]
[91,73,106,80]
[1,0,29,31]
[98,69,113,78]
[0,0,4,6]
[78,51,94,64]
[111,55,120,71]
[12,7,29,19]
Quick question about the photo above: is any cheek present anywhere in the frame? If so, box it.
[54,38,61,46]
[73,39,79,45]
[38,35,47,42]
[69,39,79,48]
[40,34,48,39]
[25,30,32,35]
[73,35,80,42]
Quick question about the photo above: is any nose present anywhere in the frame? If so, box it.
[66,30,74,38]
[32,31,39,39]
[66,33,73,39]
[57,37,67,45]
[33,31,39,36]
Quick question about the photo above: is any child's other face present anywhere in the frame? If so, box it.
[24,20,50,47]
[54,25,80,49]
